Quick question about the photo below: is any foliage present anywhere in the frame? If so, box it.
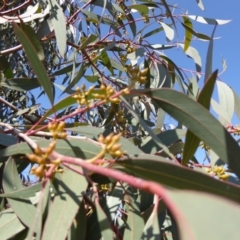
[0,0,239,239]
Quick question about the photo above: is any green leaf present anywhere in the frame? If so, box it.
[0,56,14,79]
[142,27,164,39]
[62,63,86,96]
[121,96,176,160]
[123,188,145,240]
[233,89,240,121]
[140,129,186,154]
[65,126,142,155]
[100,50,114,75]
[158,21,174,41]
[2,158,36,227]
[49,0,67,56]
[195,0,204,10]
[0,139,102,160]
[129,5,149,16]
[0,182,42,199]
[116,155,240,203]
[0,208,25,240]
[182,16,193,52]
[79,34,98,50]
[12,23,54,104]
[181,19,211,41]
[0,133,17,147]
[161,0,176,31]
[179,44,202,77]
[183,70,218,165]
[188,15,231,25]
[211,99,231,125]
[95,200,113,240]
[166,190,240,240]
[20,22,45,61]
[141,205,160,240]
[216,80,235,126]
[42,167,88,240]
[129,88,240,179]
[204,25,217,83]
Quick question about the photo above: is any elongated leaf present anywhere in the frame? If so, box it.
[142,27,164,39]
[179,44,202,77]
[216,80,235,126]
[204,25,217,82]
[211,99,231,125]
[183,16,193,51]
[42,167,87,240]
[0,133,17,146]
[0,182,42,199]
[129,5,149,16]
[95,201,113,240]
[121,96,176,160]
[21,22,44,61]
[188,15,231,25]
[3,158,36,227]
[65,126,142,155]
[140,129,186,154]
[166,190,240,240]
[232,89,240,121]
[181,20,210,41]
[183,70,218,165]
[116,155,240,203]
[161,0,176,31]
[79,34,98,50]
[195,0,204,10]
[158,21,174,41]
[12,23,53,104]
[141,205,160,240]
[0,208,25,240]
[123,188,145,240]
[0,139,102,160]
[129,88,240,178]
[49,0,66,56]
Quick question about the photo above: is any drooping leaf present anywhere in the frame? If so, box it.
[65,126,142,155]
[0,208,26,240]
[181,19,210,41]
[182,16,193,52]
[129,5,149,16]
[0,182,42,199]
[232,89,240,121]
[179,44,202,78]
[12,23,54,104]
[188,15,231,25]
[211,99,231,125]
[195,0,204,10]
[183,70,218,165]
[95,200,113,240]
[0,133,17,147]
[123,188,145,240]
[20,21,45,61]
[41,167,88,240]
[216,80,235,126]
[128,88,240,178]
[166,190,240,240]
[2,157,36,227]
[49,0,67,57]
[204,25,217,83]
[158,21,174,41]
[0,139,102,160]
[116,155,240,203]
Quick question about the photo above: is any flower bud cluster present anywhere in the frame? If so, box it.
[26,121,66,178]
[205,165,230,181]
[92,84,120,104]
[72,84,94,107]
[127,65,149,85]
[98,133,124,158]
